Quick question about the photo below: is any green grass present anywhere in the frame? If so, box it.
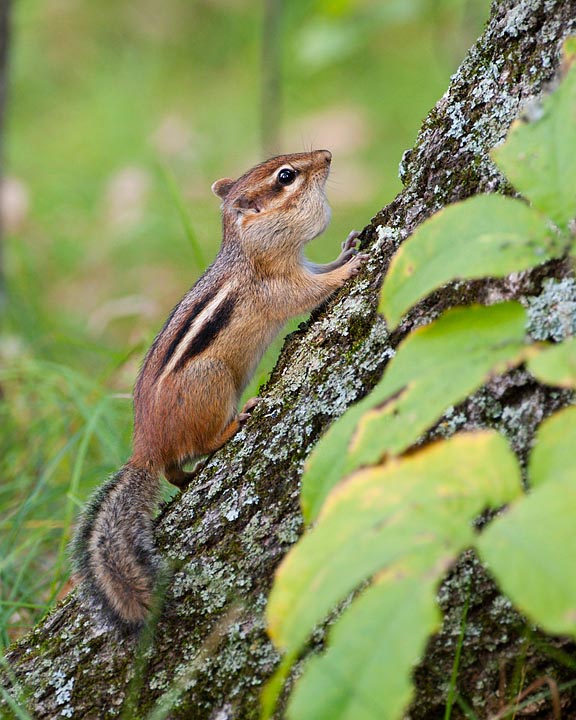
[0,359,131,649]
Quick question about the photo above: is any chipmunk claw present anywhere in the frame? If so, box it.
[239,397,260,424]
[241,397,260,413]
[342,230,361,252]
[346,252,370,277]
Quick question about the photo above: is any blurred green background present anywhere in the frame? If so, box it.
[0,0,490,644]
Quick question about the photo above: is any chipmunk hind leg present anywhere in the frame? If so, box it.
[165,413,242,489]
[164,359,244,487]
[71,462,162,633]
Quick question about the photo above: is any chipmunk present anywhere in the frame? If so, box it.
[72,150,369,633]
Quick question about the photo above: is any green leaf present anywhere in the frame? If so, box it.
[492,63,576,232]
[529,405,576,489]
[269,432,521,658]
[478,407,576,637]
[528,336,576,389]
[301,396,372,524]
[260,655,297,720]
[302,302,530,523]
[380,195,553,329]
[286,574,439,720]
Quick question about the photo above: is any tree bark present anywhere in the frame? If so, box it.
[3,0,576,718]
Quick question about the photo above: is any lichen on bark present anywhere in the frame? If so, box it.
[2,1,576,718]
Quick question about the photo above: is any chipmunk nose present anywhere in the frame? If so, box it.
[318,149,332,165]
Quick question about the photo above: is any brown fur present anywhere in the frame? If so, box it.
[73,150,368,630]
[132,150,366,476]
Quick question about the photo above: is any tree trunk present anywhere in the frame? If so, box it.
[3,0,576,718]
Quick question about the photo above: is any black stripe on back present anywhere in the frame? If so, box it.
[173,292,238,372]
[155,292,215,378]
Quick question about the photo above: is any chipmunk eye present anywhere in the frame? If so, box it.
[277,167,297,186]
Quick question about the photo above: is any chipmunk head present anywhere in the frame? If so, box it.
[212,150,332,251]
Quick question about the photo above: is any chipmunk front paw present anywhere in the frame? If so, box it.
[335,230,360,264]
[344,251,369,278]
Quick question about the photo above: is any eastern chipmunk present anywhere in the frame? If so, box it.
[72,150,369,632]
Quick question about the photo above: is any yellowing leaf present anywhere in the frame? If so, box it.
[302,302,529,523]
[269,431,520,655]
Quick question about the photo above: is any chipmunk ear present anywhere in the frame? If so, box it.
[211,177,236,199]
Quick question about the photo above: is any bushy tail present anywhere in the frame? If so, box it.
[71,462,162,633]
